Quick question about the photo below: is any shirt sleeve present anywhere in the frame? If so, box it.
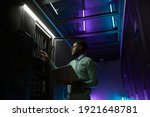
[47,60,58,70]
[84,59,98,87]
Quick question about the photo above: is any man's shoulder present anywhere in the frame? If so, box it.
[82,56,93,61]
[83,56,96,66]
[69,59,76,65]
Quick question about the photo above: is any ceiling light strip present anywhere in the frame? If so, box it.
[111,16,115,28]
[110,4,113,12]
[36,22,52,38]
[110,4,115,28]
[82,10,86,31]
[23,4,55,38]
[50,3,58,15]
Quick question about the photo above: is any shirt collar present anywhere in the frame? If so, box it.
[77,54,85,60]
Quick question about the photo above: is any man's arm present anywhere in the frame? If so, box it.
[40,50,57,70]
[47,60,58,70]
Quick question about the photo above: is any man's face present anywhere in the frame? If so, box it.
[71,42,81,57]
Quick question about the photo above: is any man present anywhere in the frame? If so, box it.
[41,40,98,100]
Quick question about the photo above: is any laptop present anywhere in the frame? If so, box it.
[49,65,80,84]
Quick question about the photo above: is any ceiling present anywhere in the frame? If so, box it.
[33,0,124,62]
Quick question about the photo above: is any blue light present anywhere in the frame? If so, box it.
[114,95,122,100]
[112,16,115,28]
[110,4,113,12]
[121,97,133,100]
[109,3,115,28]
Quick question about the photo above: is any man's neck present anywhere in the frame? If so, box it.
[72,52,86,59]
[78,54,85,58]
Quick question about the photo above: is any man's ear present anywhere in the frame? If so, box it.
[79,46,82,50]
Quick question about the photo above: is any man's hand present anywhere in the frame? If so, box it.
[40,50,50,62]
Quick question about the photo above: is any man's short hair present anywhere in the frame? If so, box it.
[76,40,88,52]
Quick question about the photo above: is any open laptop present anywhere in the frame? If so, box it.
[49,65,80,84]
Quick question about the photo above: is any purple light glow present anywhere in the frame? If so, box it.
[136,94,139,100]
[90,90,106,100]
[82,10,86,31]
[90,94,101,100]
[83,9,85,17]
[144,89,148,100]
[90,90,103,100]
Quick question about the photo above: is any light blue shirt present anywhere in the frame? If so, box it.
[68,54,98,99]
[69,54,97,86]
